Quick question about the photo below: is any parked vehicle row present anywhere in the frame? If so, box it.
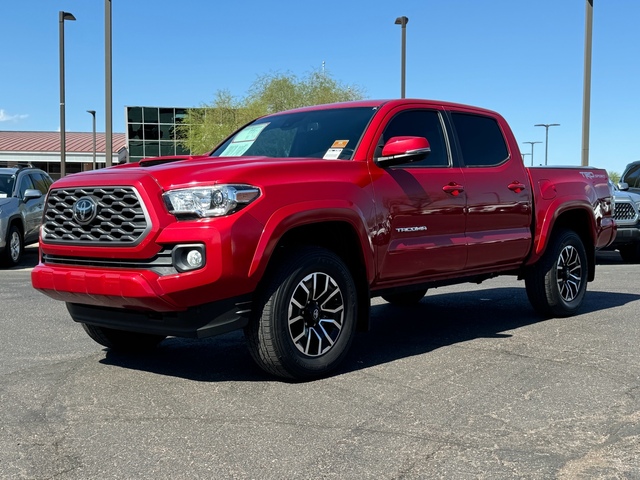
[6,109,640,382]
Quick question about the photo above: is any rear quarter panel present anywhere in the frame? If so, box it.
[526,166,615,265]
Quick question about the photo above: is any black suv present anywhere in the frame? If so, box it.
[0,165,53,267]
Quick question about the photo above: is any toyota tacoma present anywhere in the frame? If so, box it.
[31,99,616,379]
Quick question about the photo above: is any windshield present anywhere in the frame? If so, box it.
[0,173,15,198]
[210,107,377,160]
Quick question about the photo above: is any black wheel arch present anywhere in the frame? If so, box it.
[262,221,371,333]
[540,209,596,282]
[6,215,25,238]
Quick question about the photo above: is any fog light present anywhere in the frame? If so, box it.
[172,244,206,272]
[186,249,203,268]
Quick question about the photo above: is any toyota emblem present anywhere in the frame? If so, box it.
[73,197,98,225]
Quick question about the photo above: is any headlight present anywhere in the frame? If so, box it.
[163,184,260,218]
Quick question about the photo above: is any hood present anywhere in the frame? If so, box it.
[0,196,14,207]
[614,188,640,202]
[50,154,355,192]
[145,155,345,189]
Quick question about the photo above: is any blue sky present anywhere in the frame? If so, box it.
[1,0,639,175]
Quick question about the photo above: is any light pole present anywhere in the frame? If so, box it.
[394,16,409,98]
[534,123,560,165]
[59,11,76,178]
[523,141,542,166]
[87,110,97,170]
[105,0,113,168]
[582,0,594,166]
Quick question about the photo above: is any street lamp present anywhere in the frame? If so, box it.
[582,0,594,166]
[523,141,542,166]
[87,110,97,170]
[534,123,560,165]
[105,0,113,168]
[394,16,409,98]
[59,11,76,178]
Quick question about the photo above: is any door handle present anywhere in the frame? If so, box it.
[442,183,464,196]
[508,182,526,193]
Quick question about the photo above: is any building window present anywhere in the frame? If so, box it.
[126,106,192,162]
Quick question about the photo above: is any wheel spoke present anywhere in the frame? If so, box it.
[319,318,341,331]
[320,287,341,309]
[312,273,329,301]
[322,304,344,314]
[318,324,336,350]
[304,328,322,356]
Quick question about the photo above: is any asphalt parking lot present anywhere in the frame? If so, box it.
[1,246,638,479]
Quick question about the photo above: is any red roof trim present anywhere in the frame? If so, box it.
[0,131,127,154]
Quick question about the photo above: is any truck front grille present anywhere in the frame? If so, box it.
[43,186,151,245]
[613,201,638,224]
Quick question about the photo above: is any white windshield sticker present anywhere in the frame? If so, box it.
[0,193,7,198]
[323,139,349,159]
[323,148,343,160]
[220,122,270,157]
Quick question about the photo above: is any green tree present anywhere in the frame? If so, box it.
[179,71,365,155]
[608,171,621,184]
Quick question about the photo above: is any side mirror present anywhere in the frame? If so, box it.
[617,182,629,191]
[376,136,431,167]
[23,189,42,201]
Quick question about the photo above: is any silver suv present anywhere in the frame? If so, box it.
[609,180,640,263]
[0,165,53,267]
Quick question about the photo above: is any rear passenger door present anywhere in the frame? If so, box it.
[449,111,532,270]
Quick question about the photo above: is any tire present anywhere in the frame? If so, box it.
[618,243,640,263]
[245,247,358,380]
[382,289,428,306]
[525,229,588,318]
[1,224,23,267]
[81,324,166,352]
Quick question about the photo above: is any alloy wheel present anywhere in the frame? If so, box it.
[9,230,21,263]
[556,245,583,302]
[287,272,345,357]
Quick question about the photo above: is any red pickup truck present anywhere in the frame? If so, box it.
[32,99,615,380]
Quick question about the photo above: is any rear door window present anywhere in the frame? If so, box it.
[451,113,508,167]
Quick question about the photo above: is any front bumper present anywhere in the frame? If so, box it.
[32,264,194,311]
[610,224,640,247]
[66,295,252,339]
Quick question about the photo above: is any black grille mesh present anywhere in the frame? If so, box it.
[43,187,149,245]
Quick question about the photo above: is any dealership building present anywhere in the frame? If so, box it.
[0,106,193,179]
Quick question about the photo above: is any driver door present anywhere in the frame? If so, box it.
[370,107,467,282]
